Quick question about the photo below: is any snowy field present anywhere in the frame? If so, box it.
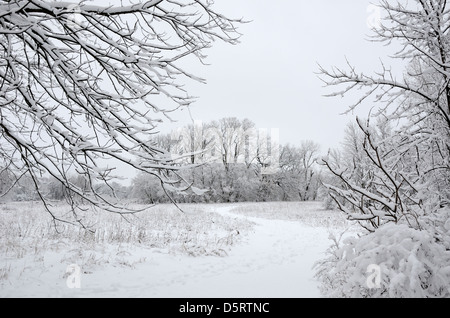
[0,201,357,298]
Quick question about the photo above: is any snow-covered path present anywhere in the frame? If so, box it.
[1,205,335,298]
[71,205,332,297]
[147,205,333,298]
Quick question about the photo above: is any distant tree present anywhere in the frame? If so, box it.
[298,140,320,201]
[278,141,321,201]
[130,172,168,204]
[0,0,242,226]
[0,167,16,202]
[45,176,68,201]
[277,144,303,200]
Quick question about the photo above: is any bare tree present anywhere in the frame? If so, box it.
[0,0,242,227]
[298,140,320,200]
[278,141,320,201]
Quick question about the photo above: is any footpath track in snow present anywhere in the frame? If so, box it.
[72,205,332,297]
[160,205,334,298]
[1,204,336,297]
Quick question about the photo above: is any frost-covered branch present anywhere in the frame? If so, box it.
[320,117,427,232]
[0,0,243,225]
[319,0,450,129]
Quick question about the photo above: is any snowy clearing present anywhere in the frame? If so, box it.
[0,201,357,298]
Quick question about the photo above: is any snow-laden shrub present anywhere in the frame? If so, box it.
[314,214,450,298]
[420,207,450,252]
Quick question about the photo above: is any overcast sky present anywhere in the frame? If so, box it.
[158,0,404,153]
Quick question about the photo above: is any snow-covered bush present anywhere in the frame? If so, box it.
[314,214,450,298]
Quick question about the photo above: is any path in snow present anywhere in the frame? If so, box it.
[1,204,336,297]
[68,205,333,297]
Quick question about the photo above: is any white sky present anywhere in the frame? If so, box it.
[158,0,405,154]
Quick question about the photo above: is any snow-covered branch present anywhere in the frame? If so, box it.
[0,0,243,225]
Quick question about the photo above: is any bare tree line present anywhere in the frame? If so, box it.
[132,117,323,203]
[1,117,325,205]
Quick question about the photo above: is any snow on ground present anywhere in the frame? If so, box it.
[0,201,356,298]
